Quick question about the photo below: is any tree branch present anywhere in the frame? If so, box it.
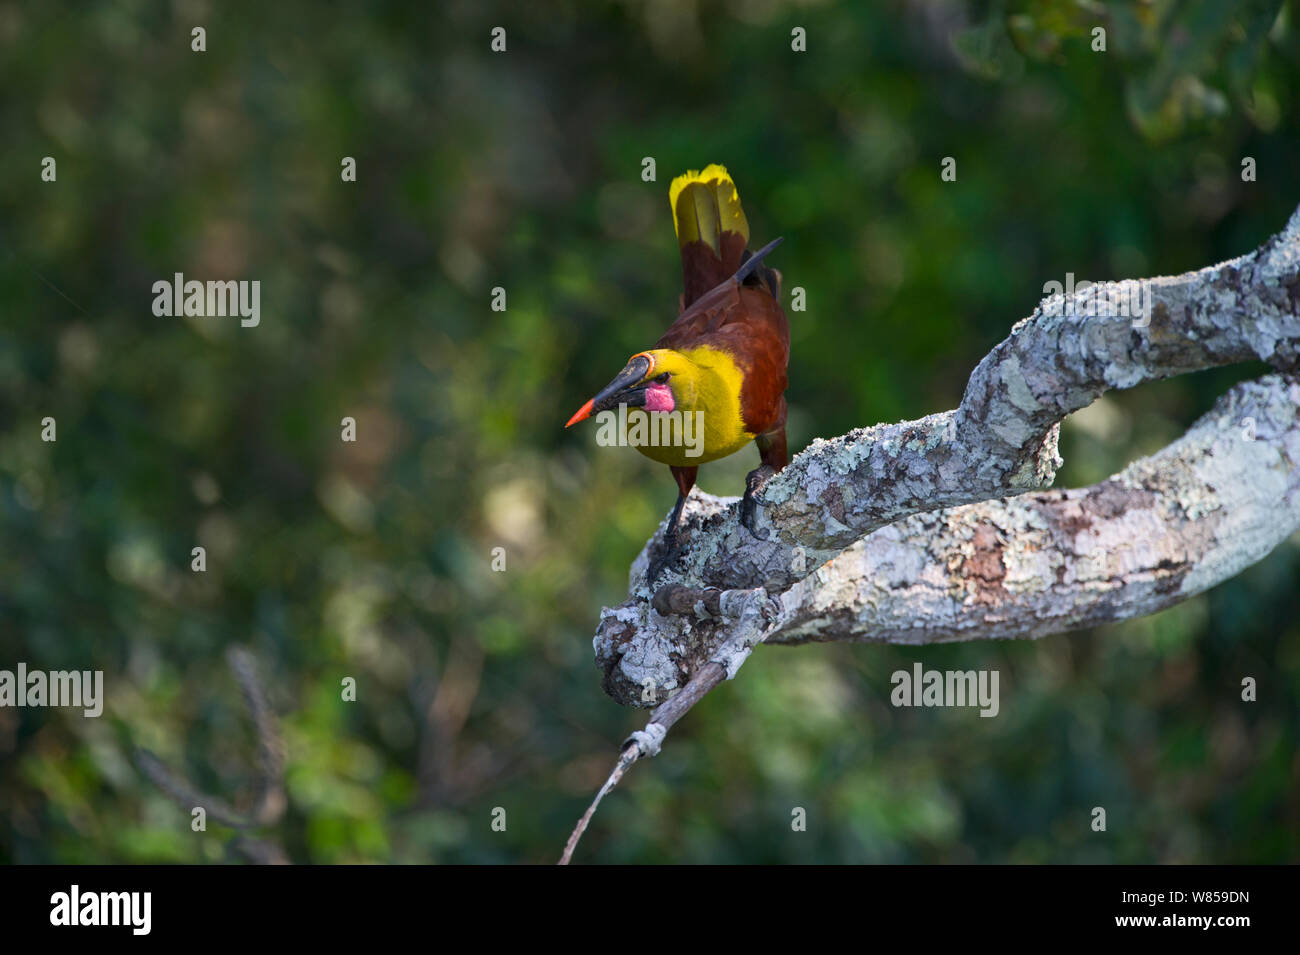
[135,646,288,859]
[561,202,1300,862]
[769,374,1300,647]
[595,202,1300,707]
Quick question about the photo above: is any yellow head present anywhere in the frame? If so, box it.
[564,348,715,425]
[565,346,752,465]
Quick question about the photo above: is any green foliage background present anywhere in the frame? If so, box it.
[2,0,1298,863]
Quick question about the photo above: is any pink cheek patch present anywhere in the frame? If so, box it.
[644,382,675,412]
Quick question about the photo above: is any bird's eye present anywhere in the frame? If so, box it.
[654,372,670,383]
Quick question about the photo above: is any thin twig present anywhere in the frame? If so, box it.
[134,646,288,852]
[557,659,733,864]
[28,264,90,315]
[226,646,286,826]
[135,749,260,829]
[557,742,642,865]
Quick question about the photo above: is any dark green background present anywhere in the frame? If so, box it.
[2,1,1297,863]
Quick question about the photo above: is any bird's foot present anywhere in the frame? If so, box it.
[741,465,776,540]
[647,533,681,586]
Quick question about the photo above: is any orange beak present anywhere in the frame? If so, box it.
[564,354,652,429]
[565,399,595,428]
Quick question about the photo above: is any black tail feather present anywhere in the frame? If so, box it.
[733,236,783,296]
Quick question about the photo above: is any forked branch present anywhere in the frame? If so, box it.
[561,202,1300,863]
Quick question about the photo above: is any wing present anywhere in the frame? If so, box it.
[655,282,790,436]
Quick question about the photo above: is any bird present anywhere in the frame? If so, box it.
[565,164,790,582]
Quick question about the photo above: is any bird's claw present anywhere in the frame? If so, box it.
[647,534,680,586]
[741,465,775,540]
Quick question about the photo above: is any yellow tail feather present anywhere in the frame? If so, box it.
[668,163,750,253]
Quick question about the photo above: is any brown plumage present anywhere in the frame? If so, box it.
[565,164,791,580]
[658,166,790,488]
[656,277,790,450]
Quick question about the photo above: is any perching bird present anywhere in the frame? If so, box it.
[566,164,790,581]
